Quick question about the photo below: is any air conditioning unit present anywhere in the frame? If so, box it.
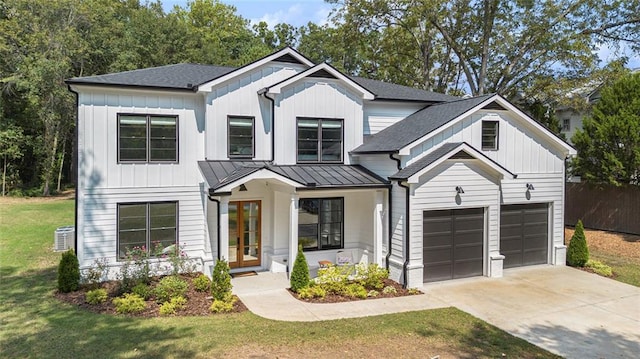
[54,226,75,252]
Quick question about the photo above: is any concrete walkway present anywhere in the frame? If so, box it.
[232,266,640,358]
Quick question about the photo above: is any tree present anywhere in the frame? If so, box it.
[328,0,640,97]
[567,220,589,267]
[211,258,232,301]
[0,126,25,196]
[57,249,80,293]
[571,73,640,185]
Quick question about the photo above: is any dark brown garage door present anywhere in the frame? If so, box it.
[500,203,549,269]
[423,208,484,282]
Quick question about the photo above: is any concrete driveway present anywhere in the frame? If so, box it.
[233,266,639,358]
[425,266,640,358]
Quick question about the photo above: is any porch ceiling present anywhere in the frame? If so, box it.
[198,161,390,194]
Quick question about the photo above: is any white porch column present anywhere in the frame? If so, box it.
[288,192,299,272]
[219,196,230,263]
[373,190,384,266]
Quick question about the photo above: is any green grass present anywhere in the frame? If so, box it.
[590,249,640,287]
[0,199,557,358]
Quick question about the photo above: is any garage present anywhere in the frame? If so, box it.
[423,208,484,282]
[500,203,549,269]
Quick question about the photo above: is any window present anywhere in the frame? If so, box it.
[117,202,177,259]
[562,119,570,132]
[481,121,499,150]
[298,198,343,251]
[297,118,343,163]
[228,116,254,158]
[118,114,177,162]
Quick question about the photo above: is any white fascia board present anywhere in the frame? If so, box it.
[197,47,314,93]
[406,143,514,183]
[265,63,375,100]
[215,168,305,193]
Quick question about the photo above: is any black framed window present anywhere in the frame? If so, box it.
[562,119,570,132]
[297,118,343,163]
[298,198,343,251]
[228,116,254,158]
[481,121,499,150]
[118,202,178,259]
[118,114,177,162]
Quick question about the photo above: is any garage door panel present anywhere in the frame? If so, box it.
[423,208,484,283]
[500,204,549,269]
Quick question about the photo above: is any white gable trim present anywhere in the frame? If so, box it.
[214,168,305,193]
[405,143,515,184]
[197,47,315,92]
[263,62,375,100]
[398,95,576,156]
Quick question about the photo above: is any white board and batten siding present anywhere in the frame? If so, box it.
[205,63,304,161]
[74,86,208,269]
[406,111,566,174]
[275,80,364,165]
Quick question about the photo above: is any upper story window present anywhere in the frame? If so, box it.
[117,201,178,260]
[297,118,343,163]
[562,119,570,132]
[228,116,254,158]
[481,121,499,150]
[118,114,178,163]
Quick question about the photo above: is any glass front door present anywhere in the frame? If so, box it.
[228,201,261,268]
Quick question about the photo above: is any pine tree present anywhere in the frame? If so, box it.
[290,245,310,293]
[57,249,80,293]
[567,220,589,267]
[211,258,232,301]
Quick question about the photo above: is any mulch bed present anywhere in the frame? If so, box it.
[289,279,421,303]
[55,273,247,317]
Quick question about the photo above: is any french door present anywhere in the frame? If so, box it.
[228,200,261,268]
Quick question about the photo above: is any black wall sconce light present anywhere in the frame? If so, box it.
[239,184,248,192]
[456,186,464,194]
[526,183,535,191]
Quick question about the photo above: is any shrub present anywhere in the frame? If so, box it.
[382,285,397,295]
[210,296,237,313]
[57,249,80,293]
[193,274,211,292]
[316,265,350,294]
[342,283,367,299]
[159,296,187,316]
[164,244,197,276]
[407,288,421,295]
[355,263,389,290]
[131,283,152,300]
[290,245,310,293]
[367,290,379,298]
[154,276,188,303]
[112,293,146,314]
[586,260,613,277]
[211,258,232,301]
[298,285,327,300]
[85,288,108,304]
[567,220,589,267]
[83,258,110,289]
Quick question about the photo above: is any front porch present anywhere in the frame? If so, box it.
[198,161,390,275]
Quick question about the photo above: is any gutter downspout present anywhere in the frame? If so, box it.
[67,84,79,253]
[259,89,276,163]
[397,180,410,289]
[207,195,222,261]
[386,153,402,270]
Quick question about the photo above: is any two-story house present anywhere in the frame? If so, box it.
[66,47,575,287]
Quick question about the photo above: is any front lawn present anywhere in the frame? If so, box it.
[0,197,558,358]
[565,227,640,287]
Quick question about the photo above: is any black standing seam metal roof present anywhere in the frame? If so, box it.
[389,142,516,180]
[198,161,390,192]
[352,94,496,154]
[66,62,459,102]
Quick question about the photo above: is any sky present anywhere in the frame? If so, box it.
[161,0,639,69]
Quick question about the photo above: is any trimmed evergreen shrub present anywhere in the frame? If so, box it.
[131,283,152,300]
[211,258,232,301]
[210,296,236,313]
[567,220,589,267]
[193,273,211,292]
[57,249,80,293]
[290,245,310,293]
[112,293,146,314]
[159,296,187,316]
[154,276,188,303]
[85,288,108,304]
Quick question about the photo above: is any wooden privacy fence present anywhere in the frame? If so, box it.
[565,182,640,235]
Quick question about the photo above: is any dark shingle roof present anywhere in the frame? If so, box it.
[350,77,458,102]
[198,161,389,193]
[389,143,464,179]
[353,94,496,153]
[66,63,236,91]
[66,62,457,102]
